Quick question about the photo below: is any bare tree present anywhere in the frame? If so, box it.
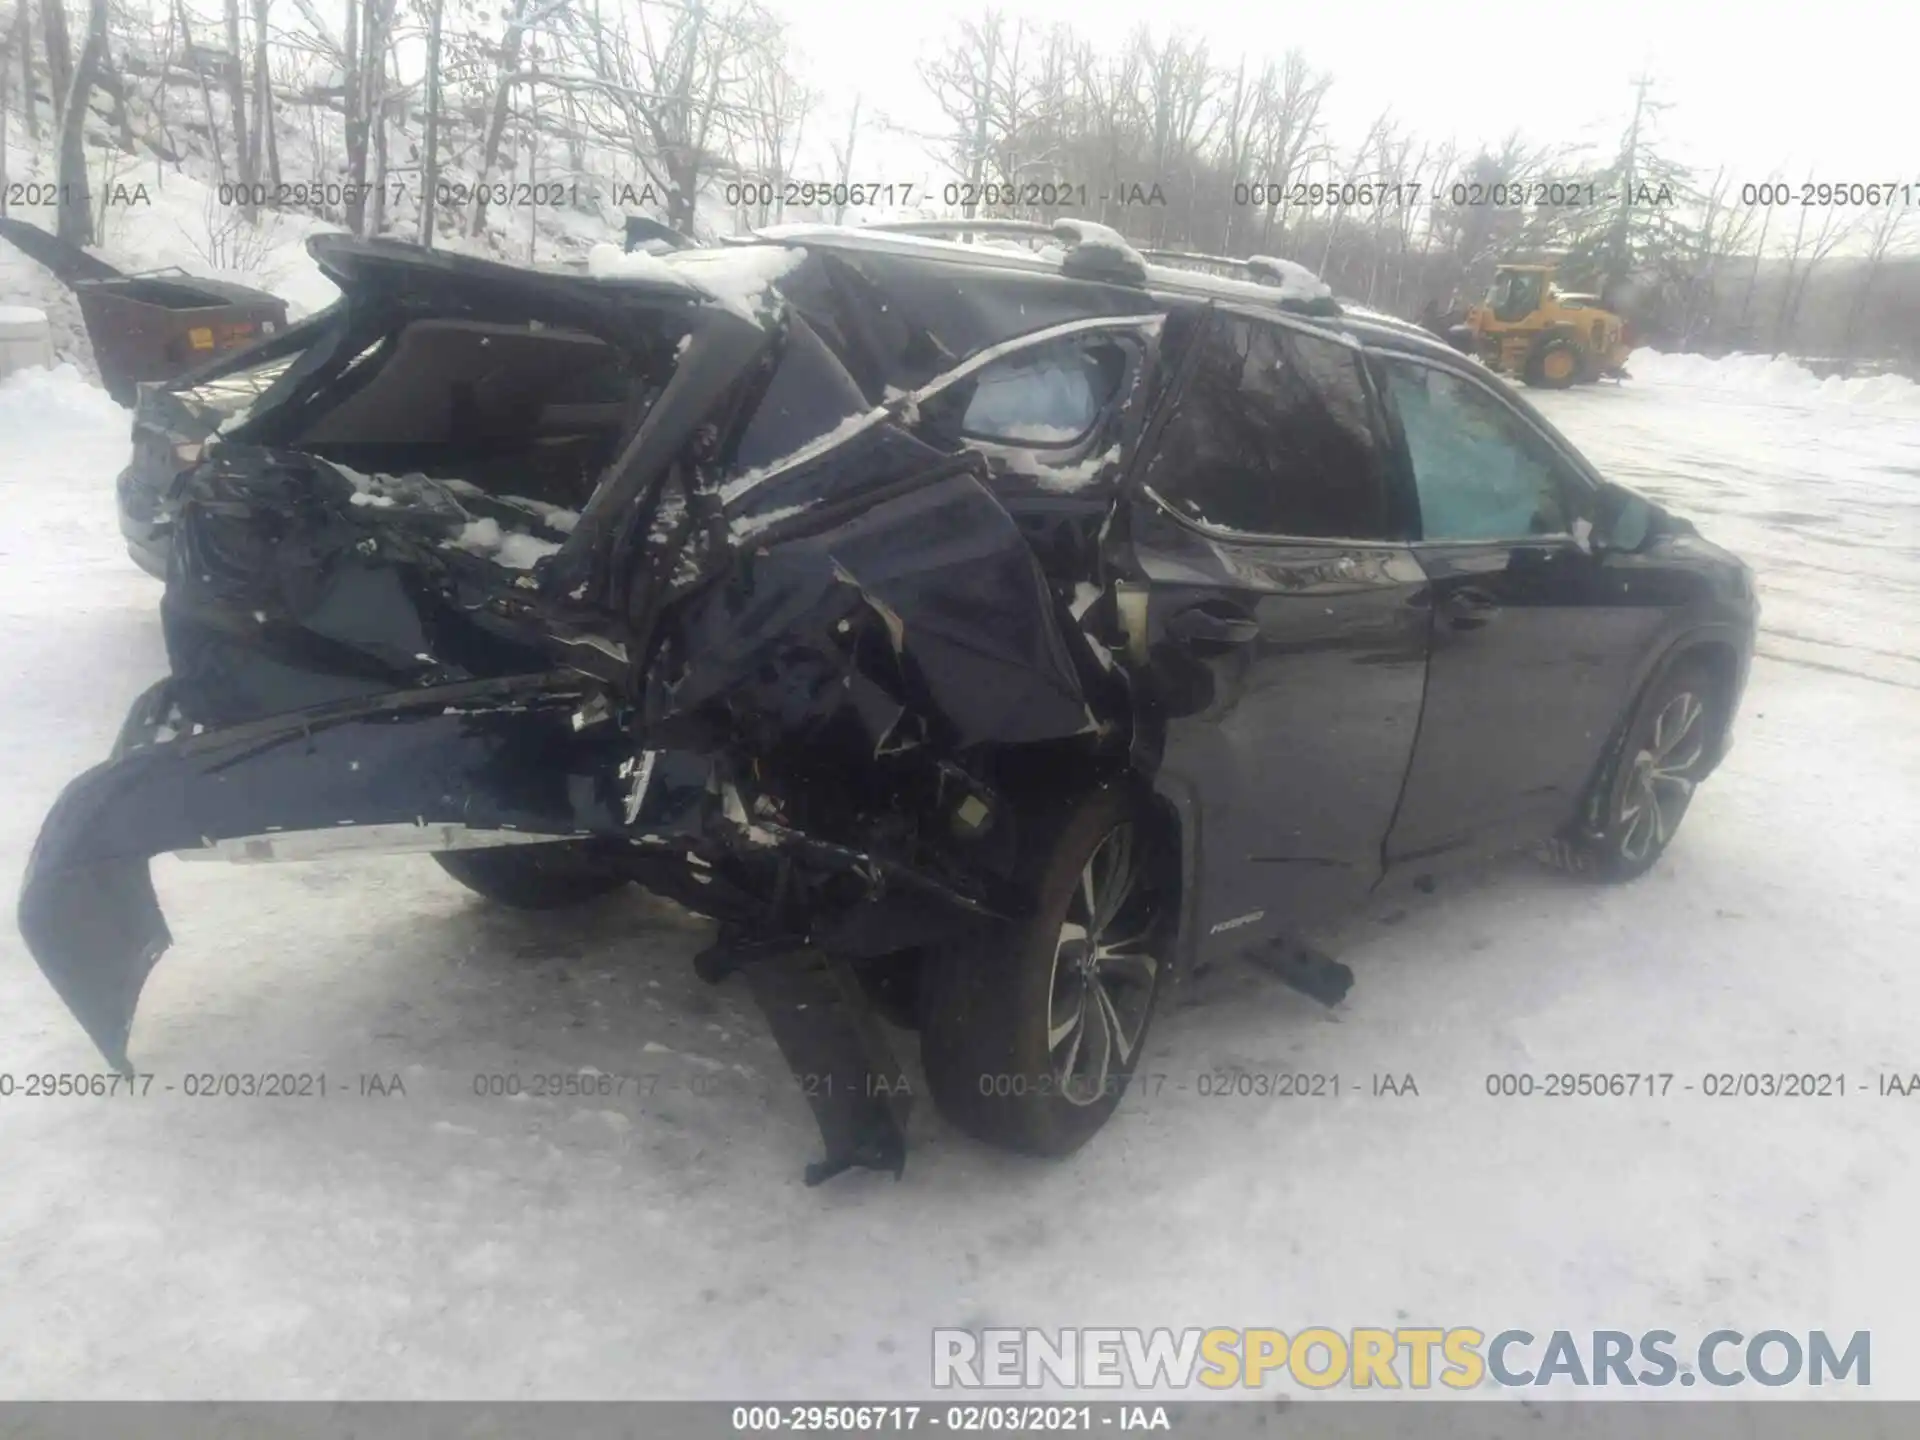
[365,0,395,234]
[1248,49,1330,252]
[53,0,103,244]
[419,0,444,243]
[1316,109,1390,276]
[1676,166,1761,347]
[467,0,540,236]
[827,92,860,224]
[739,10,810,224]
[223,0,254,214]
[1072,34,1145,227]
[340,0,359,225]
[0,7,12,213]
[1774,179,1855,349]
[1136,30,1216,245]
[1212,56,1257,251]
[251,0,280,190]
[920,10,1017,216]
[564,0,781,238]
[1840,204,1918,357]
[342,0,395,233]
[41,0,68,124]
[13,0,38,140]
[175,0,228,188]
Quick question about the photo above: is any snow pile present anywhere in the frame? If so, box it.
[0,362,128,434]
[1628,348,1920,410]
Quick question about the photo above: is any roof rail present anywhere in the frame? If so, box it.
[862,219,1056,241]
[1142,247,1334,305]
[863,217,1149,285]
[1140,247,1258,274]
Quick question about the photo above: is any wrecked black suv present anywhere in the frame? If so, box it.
[21,221,1756,1182]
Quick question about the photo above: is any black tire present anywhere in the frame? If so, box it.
[1550,659,1724,883]
[919,785,1172,1157]
[1523,334,1582,389]
[433,843,630,910]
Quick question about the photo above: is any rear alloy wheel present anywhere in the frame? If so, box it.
[433,842,630,910]
[919,787,1168,1156]
[1551,661,1722,882]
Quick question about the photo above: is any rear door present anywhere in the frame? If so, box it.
[1372,353,1669,864]
[1117,306,1431,956]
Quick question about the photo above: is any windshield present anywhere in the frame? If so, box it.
[1488,270,1545,321]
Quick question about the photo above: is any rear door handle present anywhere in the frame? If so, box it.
[1444,586,1502,630]
[1166,602,1261,652]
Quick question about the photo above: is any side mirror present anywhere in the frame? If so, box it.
[1593,488,1653,554]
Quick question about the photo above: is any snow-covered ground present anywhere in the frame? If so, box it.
[0,353,1916,1400]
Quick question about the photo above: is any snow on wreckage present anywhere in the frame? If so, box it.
[17,222,1339,1183]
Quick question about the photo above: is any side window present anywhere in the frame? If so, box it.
[1378,360,1573,542]
[1143,315,1390,539]
[958,335,1127,447]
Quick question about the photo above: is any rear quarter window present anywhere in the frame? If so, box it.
[296,320,643,446]
[958,336,1127,447]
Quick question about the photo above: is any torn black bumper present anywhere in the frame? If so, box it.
[17,674,655,1071]
[16,673,982,1186]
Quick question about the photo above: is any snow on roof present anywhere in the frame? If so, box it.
[661,244,807,321]
[1246,255,1333,302]
[586,242,683,285]
[1051,219,1147,273]
[588,238,806,321]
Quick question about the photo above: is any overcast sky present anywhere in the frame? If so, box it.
[761,0,1911,201]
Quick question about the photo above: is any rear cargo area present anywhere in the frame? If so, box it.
[155,296,685,725]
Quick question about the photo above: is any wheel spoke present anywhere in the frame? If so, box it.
[1091,826,1136,936]
[1092,975,1138,1065]
[1620,775,1657,860]
[1651,772,1694,804]
[1054,997,1087,1079]
[1095,931,1159,981]
[1077,983,1114,1100]
[1047,949,1085,1051]
[1047,818,1163,1104]
[1654,693,1704,765]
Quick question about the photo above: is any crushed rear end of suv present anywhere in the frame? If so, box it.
[20,224,1755,1184]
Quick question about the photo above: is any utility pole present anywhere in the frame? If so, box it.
[1604,73,1652,303]
[832,94,860,225]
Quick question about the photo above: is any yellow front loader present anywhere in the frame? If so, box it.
[1451,264,1633,388]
